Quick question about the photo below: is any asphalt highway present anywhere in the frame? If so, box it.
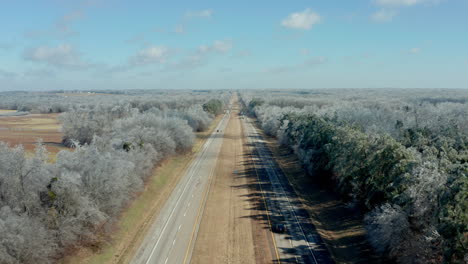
[131,103,333,264]
[131,109,230,264]
[243,117,334,264]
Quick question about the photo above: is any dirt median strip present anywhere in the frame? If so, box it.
[191,101,273,264]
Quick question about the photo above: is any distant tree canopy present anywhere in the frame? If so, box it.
[248,98,264,109]
[202,99,224,115]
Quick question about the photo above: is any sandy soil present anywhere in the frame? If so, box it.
[261,132,381,264]
[191,104,275,264]
[0,113,66,158]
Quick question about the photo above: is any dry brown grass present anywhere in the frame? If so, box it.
[0,113,67,160]
[0,109,17,114]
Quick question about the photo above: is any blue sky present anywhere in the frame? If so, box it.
[0,0,467,91]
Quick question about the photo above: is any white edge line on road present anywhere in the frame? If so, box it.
[143,114,227,264]
[248,119,319,264]
[182,104,234,264]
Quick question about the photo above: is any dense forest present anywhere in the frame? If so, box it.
[0,90,229,263]
[240,89,467,264]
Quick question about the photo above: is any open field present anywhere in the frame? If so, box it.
[0,109,17,114]
[0,112,66,159]
[62,115,223,264]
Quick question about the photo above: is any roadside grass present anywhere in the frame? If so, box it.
[62,115,222,264]
[79,155,190,264]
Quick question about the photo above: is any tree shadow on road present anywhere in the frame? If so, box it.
[231,140,335,264]
[236,125,387,264]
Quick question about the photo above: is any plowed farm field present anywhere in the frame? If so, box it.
[0,112,66,158]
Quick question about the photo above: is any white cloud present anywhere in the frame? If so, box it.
[104,40,231,73]
[371,0,441,22]
[23,44,89,68]
[198,40,233,54]
[281,9,321,30]
[409,47,421,54]
[374,0,437,7]
[129,46,170,66]
[185,9,213,18]
[371,9,397,22]
[165,40,233,71]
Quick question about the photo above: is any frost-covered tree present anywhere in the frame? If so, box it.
[0,90,229,263]
[239,89,468,263]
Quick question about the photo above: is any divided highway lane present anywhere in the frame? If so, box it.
[243,117,334,264]
[131,110,230,264]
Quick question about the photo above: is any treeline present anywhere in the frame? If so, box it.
[0,91,228,263]
[203,99,224,115]
[59,104,213,146]
[240,89,467,264]
[0,90,230,114]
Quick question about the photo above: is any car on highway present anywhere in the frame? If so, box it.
[272,223,287,233]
